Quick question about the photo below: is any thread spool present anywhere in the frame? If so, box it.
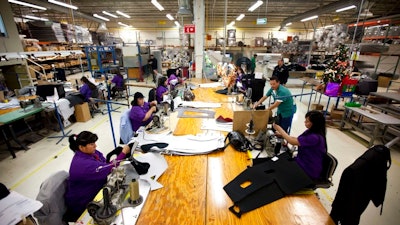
[128,179,143,206]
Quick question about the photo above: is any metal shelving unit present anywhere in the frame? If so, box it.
[85,46,117,77]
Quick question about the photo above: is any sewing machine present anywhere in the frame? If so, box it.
[86,160,151,225]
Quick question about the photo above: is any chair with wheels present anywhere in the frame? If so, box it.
[313,152,338,189]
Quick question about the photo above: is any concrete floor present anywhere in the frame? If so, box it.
[0,75,399,225]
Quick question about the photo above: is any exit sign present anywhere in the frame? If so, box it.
[184,24,195,34]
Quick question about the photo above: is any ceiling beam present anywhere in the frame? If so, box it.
[280,0,361,28]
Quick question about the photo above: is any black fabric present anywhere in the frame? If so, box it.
[0,183,10,200]
[330,145,391,225]
[215,88,228,95]
[65,93,85,107]
[130,158,150,175]
[249,79,266,103]
[223,152,313,217]
[36,84,66,100]
[140,143,169,152]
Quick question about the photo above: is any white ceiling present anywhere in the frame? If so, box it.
[9,0,400,31]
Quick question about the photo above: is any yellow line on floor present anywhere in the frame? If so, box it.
[319,188,334,203]
[10,116,109,190]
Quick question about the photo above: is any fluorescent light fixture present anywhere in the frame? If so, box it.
[286,22,292,26]
[323,25,335,29]
[236,14,245,21]
[118,22,131,27]
[166,14,174,20]
[336,5,356,12]
[48,0,78,10]
[102,11,118,18]
[228,21,235,27]
[301,15,318,22]
[151,0,164,11]
[8,0,47,10]
[93,14,110,21]
[116,10,130,18]
[23,15,48,21]
[248,1,263,12]
[174,21,180,27]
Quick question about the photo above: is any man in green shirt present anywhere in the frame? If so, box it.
[253,76,295,133]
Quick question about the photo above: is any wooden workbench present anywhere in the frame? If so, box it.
[136,85,334,225]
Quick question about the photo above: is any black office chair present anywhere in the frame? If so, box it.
[313,152,338,189]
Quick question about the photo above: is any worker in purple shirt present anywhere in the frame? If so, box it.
[110,72,124,98]
[64,131,132,221]
[273,110,327,180]
[79,76,97,101]
[129,92,157,132]
[156,76,169,103]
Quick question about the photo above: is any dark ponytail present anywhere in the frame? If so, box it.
[69,131,98,152]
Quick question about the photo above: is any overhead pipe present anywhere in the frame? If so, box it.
[20,0,104,23]
[280,0,361,29]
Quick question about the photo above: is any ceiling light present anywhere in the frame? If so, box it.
[285,22,292,26]
[228,21,235,27]
[248,1,263,12]
[116,10,130,18]
[118,22,131,27]
[8,0,47,10]
[151,0,164,11]
[336,5,356,12]
[102,11,118,18]
[236,14,245,21]
[174,21,180,27]
[93,14,110,21]
[323,25,335,29]
[166,14,174,20]
[301,15,318,22]
[48,0,78,10]
[23,15,48,21]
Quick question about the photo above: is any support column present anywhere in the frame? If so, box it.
[193,0,205,78]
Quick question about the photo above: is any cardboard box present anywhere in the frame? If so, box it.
[311,103,324,111]
[74,102,91,122]
[377,76,391,87]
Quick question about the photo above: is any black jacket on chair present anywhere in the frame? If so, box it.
[330,145,391,225]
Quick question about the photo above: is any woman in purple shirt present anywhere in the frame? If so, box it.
[273,110,327,180]
[156,76,169,103]
[64,131,131,221]
[129,92,157,132]
[79,76,97,101]
[110,73,124,97]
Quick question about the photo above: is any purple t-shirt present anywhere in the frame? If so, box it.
[65,150,126,216]
[111,75,124,88]
[129,102,153,131]
[296,130,326,179]
[79,83,92,101]
[156,85,168,103]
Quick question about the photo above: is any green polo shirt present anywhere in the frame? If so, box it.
[266,85,294,118]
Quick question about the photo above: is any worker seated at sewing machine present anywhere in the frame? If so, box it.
[129,92,158,133]
[64,131,150,222]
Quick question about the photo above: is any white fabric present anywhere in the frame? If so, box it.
[132,129,225,155]
[56,98,74,121]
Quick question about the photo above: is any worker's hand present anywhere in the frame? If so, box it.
[253,102,258,109]
[122,145,131,154]
[151,105,157,112]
